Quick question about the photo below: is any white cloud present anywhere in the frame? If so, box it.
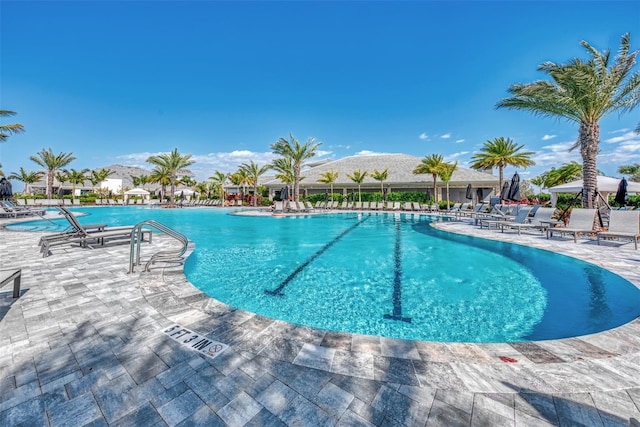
[541,134,556,141]
[455,139,465,143]
[603,131,640,145]
[441,133,451,139]
[444,151,469,162]
[314,150,334,158]
[419,133,428,140]
[531,140,581,168]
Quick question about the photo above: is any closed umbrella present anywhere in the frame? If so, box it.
[615,177,628,205]
[508,172,521,202]
[382,188,387,202]
[476,188,484,202]
[465,184,473,200]
[0,177,12,199]
[500,181,511,201]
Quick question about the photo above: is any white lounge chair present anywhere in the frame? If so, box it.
[597,210,640,249]
[546,208,597,243]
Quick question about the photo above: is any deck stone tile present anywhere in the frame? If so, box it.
[330,349,375,380]
[373,355,419,386]
[278,394,337,426]
[293,343,336,371]
[554,393,604,427]
[156,389,206,426]
[47,392,104,427]
[315,381,354,415]
[217,391,263,426]
[255,379,298,416]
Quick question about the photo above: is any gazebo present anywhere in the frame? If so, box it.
[123,188,150,203]
[548,176,640,206]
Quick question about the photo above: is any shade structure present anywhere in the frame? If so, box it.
[465,184,473,200]
[500,181,511,201]
[508,172,520,202]
[615,177,628,205]
[548,176,640,206]
[0,177,13,199]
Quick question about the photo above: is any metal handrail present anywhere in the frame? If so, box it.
[129,219,189,273]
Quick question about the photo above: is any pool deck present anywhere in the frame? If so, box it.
[1,210,640,426]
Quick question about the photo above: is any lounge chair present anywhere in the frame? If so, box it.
[1,202,33,218]
[479,207,532,230]
[403,202,412,211]
[459,203,486,219]
[500,207,556,235]
[40,207,152,257]
[2,200,46,217]
[597,210,640,249]
[546,208,597,243]
[0,268,21,298]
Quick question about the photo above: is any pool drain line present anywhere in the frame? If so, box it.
[265,215,371,296]
[383,218,412,323]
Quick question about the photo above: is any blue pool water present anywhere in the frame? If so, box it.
[8,207,640,342]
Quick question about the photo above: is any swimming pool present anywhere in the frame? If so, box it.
[8,207,640,342]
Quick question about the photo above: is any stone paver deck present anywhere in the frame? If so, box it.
[1,211,640,426]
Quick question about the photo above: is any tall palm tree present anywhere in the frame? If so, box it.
[371,168,389,198]
[90,168,113,193]
[66,168,89,197]
[146,148,195,204]
[413,154,447,203]
[529,175,546,195]
[239,160,271,206]
[131,174,150,189]
[29,148,76,198]
[317,169,339,202]
[618,164,640,182]
[496,33,640,208]
[7,167,43,194]
[0,110,24,142]
[347,169,368,203]
[148,166,172,201]
[469,138,535,194]
[271,133,321,201]
[438,161,457,209]
[209,170,227,205]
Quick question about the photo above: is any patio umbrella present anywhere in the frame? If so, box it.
[614,177,628,205]
[508,172,521,202]
[280,186,289,201]
[500,181,511,201]
[465,184,473,200]
[476,188,484,202]
[0,177,12,200]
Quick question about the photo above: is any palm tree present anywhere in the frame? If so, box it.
[66,168,89,197]
[317,169,339,202]
[148,167,172,201]
[131,174,150,189]
[618,164,640,182]
[55,170,68,198]
[413,154,447,203]
[195,181,208,199]
[146,148,195,205]
[239,160,271,206]
[89,168,113,193]
[371,168,389,199]
[29,148,76,199]
[529,175,546,195]
[209,170,227,205]
[543,161,583,188]
[347,169,368,203]
[470,138,535,194]
[496,33,640,208]
[438,161,457,209]
[271,133,321,201]
[7,167,43,194]
[227,172,244,203]
[270,157,296,186]
[0,110,25,142]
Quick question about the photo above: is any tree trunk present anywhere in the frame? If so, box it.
[580,122,600,209]
[432,175,437,202]
[498,165,504,199]
[294,166,300,202]
[47,171,54,199]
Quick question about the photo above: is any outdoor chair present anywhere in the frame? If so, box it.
[500,207,556,235]
[0,268,21,298]
[597,210,640,249]
[546,208,597,243]
[479,207,532,230]
[40,207,152,257]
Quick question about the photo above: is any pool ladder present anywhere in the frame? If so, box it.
[129,219,190,273]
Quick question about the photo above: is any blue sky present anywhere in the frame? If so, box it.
[1,1,639,183]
